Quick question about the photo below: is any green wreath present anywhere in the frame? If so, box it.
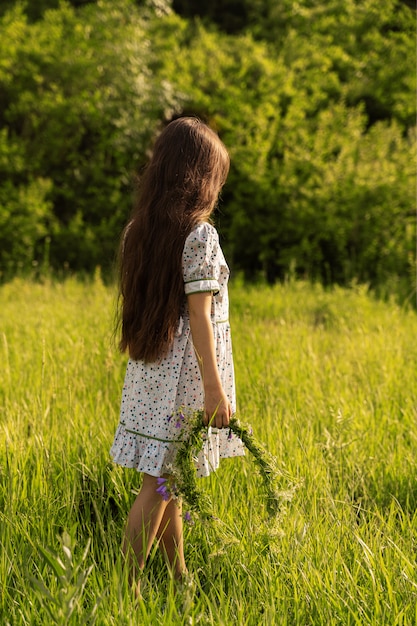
[157,410,297,524]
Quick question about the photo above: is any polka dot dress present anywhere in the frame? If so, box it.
[110,223,245,478]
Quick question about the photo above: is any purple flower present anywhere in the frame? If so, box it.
[184,511,193,524]
[228,429,233,440]
[175,412,185,429]
[156,485,170,501]
[156,477,171,501]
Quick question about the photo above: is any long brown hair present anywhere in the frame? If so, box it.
[117,117,230,362]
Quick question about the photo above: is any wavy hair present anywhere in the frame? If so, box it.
[117,117,230,362]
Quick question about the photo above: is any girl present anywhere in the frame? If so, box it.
[110,117,244,594]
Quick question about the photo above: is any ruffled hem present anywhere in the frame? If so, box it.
[110,423,245,478]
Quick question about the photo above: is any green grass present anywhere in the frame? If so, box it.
[1,276,416,625]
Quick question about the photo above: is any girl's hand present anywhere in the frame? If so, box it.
[203,387,232,429]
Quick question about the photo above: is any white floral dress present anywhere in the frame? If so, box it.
[110,222,244,478]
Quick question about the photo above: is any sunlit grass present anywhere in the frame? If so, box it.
[1,276,416,624]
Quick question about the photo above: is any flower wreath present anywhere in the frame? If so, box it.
[156,410,297,525]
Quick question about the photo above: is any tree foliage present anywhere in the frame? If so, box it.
[0,0,181,274]
[0,0,415,298]
[149,9,415,288]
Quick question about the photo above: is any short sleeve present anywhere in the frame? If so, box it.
[182,223,220,295]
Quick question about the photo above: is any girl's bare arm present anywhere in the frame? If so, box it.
[187,291,231,428]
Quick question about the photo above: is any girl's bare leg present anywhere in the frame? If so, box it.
[123,473,169,593]
[156,498,187,580]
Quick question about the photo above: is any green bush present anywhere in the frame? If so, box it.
[0,0,415,299]
[151,15,415,291]
[0,0,182,274]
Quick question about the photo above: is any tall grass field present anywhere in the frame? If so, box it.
[1,276,416,625]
